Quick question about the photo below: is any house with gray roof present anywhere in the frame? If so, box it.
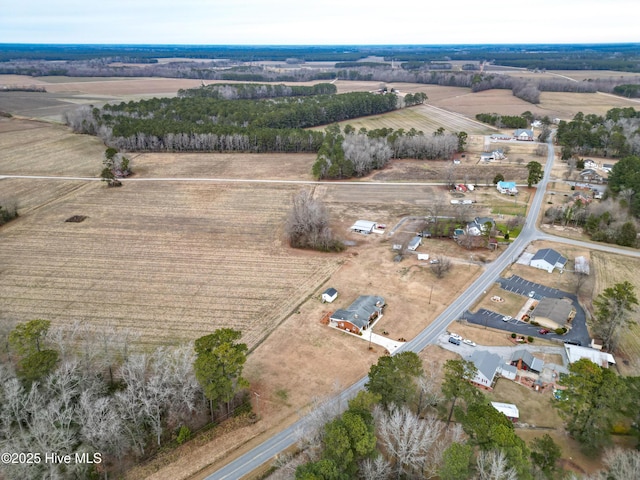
[514,129,534,141]
[511,349,545,374]
[330,295,385,334]
[466,216,495,236]
[469,350,503,389]
[530,248,567,273]
[531,297,574,330]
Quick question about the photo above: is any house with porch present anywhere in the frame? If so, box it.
[530,248,567,273]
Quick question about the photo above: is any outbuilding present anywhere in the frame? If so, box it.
[565,344,616,368]
[491,402,520,422]
[350,220,377,234]
[321,288,338,303]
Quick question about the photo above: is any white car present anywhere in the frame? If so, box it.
[502,315,512,322]
[463,339,476,347]
[528,291,536,298]
[449,333,462,341]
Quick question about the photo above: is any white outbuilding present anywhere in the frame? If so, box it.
[321,288,338,303]
[350,220,376,234]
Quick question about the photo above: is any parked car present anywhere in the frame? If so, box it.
[528,291,536,298]
[448,336,461,345]
[463,339,476,347]
[538,329,550,334]
[449,333,462,341]
[429,259,439,264]
[502,315,512,322]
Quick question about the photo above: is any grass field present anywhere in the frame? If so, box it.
[308,103,493,135]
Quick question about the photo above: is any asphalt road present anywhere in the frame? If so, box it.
[204,136,561,479]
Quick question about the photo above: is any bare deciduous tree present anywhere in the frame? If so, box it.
[476,450,518,480]
[375,404,445,478]
[286,188,343,252]
[359,456,392,480]
[430,255,452,279]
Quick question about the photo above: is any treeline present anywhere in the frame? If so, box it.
[3,43,639,69]
[312,125,462,179]
[66,91,400,153]
[0,320,251,480]
[0,84,46,92]
[556,108,640,159]
[476,112,529,128]
[177,82,337,99]
[613,84,640,98]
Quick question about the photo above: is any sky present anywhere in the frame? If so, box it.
[1,0,637,45]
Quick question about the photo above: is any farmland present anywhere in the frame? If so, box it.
[2,70,640,479]
[0,142,344,349]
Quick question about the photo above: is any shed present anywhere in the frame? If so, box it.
[321,288,338,303]
[350,220,376,234]
[491,402,520,422]
[530,248,567,273]
[574,256,590,275]
[417,253,430,261]
[407,236,422,251]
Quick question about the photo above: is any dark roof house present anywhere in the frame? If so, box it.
[330,295,385,334]
[530,248,567,273]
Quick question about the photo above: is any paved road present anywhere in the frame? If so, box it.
[5,137,640,479]
[204,135,562,479]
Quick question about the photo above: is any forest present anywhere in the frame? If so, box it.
[67,88,399,153]
[0,321,252,480]
[2,43,640,71]
[556,107,640,159]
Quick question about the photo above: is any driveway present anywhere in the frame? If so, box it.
[462,275,591,347]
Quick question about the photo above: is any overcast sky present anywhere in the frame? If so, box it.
[1,0,637,45]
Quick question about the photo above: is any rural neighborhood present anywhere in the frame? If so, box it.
[1,38,640,480]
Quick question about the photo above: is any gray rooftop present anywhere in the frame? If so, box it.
[531,297,574,325]
[512,349,545,373]
[531,248,567,267]
[331,295,385,329]
[469,350,502,384]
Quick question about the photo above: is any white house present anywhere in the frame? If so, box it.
[321,288,338,303]
[514,129,534,141]
[350,220,376,234]
[496,181,518,195]
[530,248,567,273]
